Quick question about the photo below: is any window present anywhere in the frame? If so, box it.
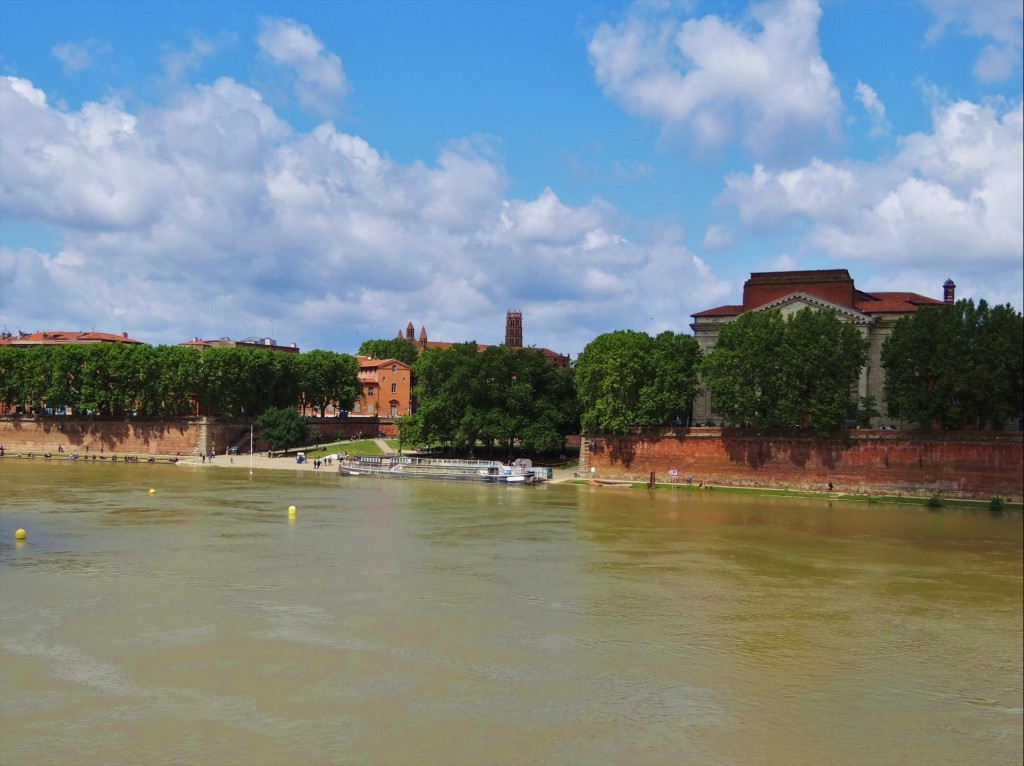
[367,387,374,397]
[389,403,397,417]
[392,364,397,372]
[391,383,397,393]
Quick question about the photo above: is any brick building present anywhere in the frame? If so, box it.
[351,356,412,418]
[689,269,951,426]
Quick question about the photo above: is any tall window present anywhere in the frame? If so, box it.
[391,383,397,393]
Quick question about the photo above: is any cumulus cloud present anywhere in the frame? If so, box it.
[720,96,1023,303]
[257,18,350,117]
[923,0,1023,82]
[588,0,842,167]
[0,70,717,356]
[854,81,890,137]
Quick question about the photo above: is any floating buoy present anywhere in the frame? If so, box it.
[15,528,26,540]
[149,488,156,495]
[288,505,297,517]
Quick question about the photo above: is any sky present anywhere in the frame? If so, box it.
[1,0,1021,358]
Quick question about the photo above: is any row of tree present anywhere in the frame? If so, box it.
[0,344,360,418]
[1,299,1020,442]
[573,300,1021,435]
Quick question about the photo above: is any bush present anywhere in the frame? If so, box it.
[255,407,309,450]
[926,494,944,509]
[989,495,1005,512]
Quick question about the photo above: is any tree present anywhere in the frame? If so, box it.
[882,299,1023,429]
[399,344,577,457]
[575,330,701,434]
[357,338,419,367]
[296,350,360,416]
[638,331,702,426]
[255,407,309,450]
[700,308,867,435]
[776,308,867,435]
[575,330,651,434]
[699,311,788,431]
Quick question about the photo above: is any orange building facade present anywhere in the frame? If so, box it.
[351,356,413,418]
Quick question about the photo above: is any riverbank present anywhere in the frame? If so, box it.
[2,450,1016,507]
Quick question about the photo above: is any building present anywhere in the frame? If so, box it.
[0,330,143,346]
[397,311,570,368]
[351,356,412,418]
[180,336,299,353]
[689,269,951,425]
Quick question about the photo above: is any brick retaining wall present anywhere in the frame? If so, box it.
[0,416,398,457]
[583,429,1024,500]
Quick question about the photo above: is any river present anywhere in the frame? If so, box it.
[1,460,1021,765]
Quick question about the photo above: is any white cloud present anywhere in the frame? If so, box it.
[0,71,718,357]
[588,0,842,167]
[854,81,890,137]
[257,18,350,117]
[721,97,1023,281]
[923,0,1023,82]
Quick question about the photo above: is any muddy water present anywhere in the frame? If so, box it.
[1,461,1020,765]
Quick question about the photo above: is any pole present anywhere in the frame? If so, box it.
[249,424,253,475]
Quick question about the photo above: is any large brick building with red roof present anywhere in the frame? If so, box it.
[689,269,953,426]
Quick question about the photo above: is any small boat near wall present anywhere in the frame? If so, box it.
[337,454,539,484]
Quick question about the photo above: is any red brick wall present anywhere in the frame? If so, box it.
[743,276,855,311]
[0,416,398,456]
[583,430,1024,500]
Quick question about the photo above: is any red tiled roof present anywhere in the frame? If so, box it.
[691,305,743,318]
[855,292,944,314]
[0,330,142,345]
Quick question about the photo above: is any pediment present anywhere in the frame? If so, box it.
[753,292,873,325]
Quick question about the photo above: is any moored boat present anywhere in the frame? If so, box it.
[337,454,538,484]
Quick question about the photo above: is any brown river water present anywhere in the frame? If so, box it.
[1,460,1021,766]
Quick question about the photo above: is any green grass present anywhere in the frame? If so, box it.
[304,439,401,458]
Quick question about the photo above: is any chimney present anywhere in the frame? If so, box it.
[122,331,128,338]
[943,278,956,304]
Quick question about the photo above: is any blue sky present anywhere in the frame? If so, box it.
[1,0,1021,357]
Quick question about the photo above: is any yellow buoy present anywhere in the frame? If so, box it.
[149,488,156,495]
[288,505,297,517]
[15,528,26,540]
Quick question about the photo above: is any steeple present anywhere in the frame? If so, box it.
[943,278,956,304]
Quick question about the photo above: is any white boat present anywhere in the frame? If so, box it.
[337,454,538,484]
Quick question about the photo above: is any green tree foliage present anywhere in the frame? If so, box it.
[357,338,419,366]
[575,330,701,434]
[255,406,309,450]
[701,308,867,435]
[296,350,361,416]
[401,344,577,456]
[0,343,336,418]
[882,299,1023,429]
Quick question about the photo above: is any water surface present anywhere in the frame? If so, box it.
[1,461,1021,765]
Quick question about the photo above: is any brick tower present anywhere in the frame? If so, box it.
[505,311,523,349]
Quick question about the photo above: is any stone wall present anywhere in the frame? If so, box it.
[582,429,1024,500]
[0,416,398,457]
